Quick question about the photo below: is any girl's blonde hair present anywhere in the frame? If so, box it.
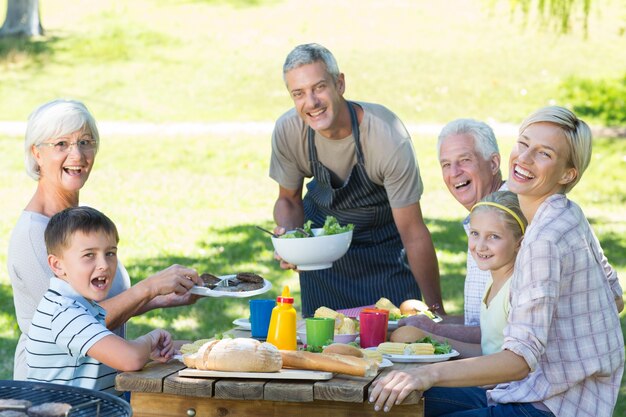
[470,190,527,240]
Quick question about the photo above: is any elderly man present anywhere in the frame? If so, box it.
[402,119,505,341]
[269,43,443,317]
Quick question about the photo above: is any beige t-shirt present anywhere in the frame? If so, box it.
[269,101,423,208]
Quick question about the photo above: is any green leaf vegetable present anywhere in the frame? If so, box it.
[416,336,452,354]
[280,216,354,238]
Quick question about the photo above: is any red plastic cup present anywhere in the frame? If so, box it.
[359,309,389,348]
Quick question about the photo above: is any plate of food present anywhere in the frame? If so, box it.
[190,273,272,298]
[378,350,459,363]
[379,358,393,368]
[367,339,459,363]
[233,318,251,330]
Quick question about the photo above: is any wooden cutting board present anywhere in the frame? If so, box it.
[179,368,333,380]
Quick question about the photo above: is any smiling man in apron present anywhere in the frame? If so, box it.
[269,43,444,317]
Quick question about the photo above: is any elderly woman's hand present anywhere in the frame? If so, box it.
[369,369,432,413]
[145,264,200,298]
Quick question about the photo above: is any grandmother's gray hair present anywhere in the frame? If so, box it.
[24,99,99,180]
[519,106,591,194]
[282,43,340,84]
[437,118,500,162]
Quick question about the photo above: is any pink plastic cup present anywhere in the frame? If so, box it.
[359,309,389,348]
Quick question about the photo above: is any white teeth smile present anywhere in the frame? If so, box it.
[92,276,107,288]
[477,253,492,259]
[64,166,82,172]
[308,109,325,117]
[514,165,535,179]
[454,181,469,189]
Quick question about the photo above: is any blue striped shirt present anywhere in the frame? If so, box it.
[25,277,121,396]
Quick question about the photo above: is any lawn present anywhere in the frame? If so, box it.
[0,0,625,413]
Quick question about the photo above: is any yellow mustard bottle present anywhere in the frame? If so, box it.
[266,286,297,350]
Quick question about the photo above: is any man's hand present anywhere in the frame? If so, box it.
[398,314,437,333]
[273,226,299,271]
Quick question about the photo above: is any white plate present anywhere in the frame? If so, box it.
[379,358,393,368]
[233,318,251,330]
[366,347,459,363]
[190,275,272,298]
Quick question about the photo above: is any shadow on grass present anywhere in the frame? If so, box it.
[586,221,626,270]
[0,283,19,379]
[427,218,467,311]
[0,35,58,67]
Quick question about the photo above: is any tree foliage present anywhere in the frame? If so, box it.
[508,0,592,35]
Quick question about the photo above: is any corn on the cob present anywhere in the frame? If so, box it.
[361,348,383,364]
[404,343,435,355]
[375,297,401,317]
[337,317,357,334]
[314,306,345,329]
[376,342,408,355]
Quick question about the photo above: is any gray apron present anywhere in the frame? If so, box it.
[300,101,420,317]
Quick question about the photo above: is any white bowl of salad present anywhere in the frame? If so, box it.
[271,216,353,271]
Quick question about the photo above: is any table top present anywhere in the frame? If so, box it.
[115,329,423,405]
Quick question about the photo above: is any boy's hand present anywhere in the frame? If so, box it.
[147,329,174,363]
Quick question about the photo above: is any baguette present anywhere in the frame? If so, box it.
[280,350,378,377]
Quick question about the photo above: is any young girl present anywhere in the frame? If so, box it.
[424,190,527,358]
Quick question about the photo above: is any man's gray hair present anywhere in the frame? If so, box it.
[24,99,99,181]
[283,43,340,84]
[437,118,499,161]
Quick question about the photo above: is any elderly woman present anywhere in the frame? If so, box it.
[8,99,202,380]
[369,106,624,417]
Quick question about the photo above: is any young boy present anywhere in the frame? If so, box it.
[25,206,174,396]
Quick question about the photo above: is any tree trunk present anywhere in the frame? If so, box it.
[0,0,44,37]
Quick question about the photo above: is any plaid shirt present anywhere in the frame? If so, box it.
[488,194,624,417]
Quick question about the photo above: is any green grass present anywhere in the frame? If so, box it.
[1,0,625,412]
[1,0,626,124]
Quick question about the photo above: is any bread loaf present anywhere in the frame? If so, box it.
[399,299,430,316]
[280,350,378,377]
[322,343,363,357]
[390,326,426,343]
[184,338,282,372]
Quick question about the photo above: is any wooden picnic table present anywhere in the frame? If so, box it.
[116,329,425,417]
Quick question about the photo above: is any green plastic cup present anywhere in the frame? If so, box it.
[305,317,335,349]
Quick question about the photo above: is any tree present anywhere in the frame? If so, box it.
[508,0,592,35]
[0,0,43,37]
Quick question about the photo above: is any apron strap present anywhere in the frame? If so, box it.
[307,101,365,165]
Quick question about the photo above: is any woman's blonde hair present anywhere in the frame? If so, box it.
[519,106,592,194]
[24,99,99,180]
[471,190,527,240]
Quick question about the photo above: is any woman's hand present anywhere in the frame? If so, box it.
[369,369,434,413]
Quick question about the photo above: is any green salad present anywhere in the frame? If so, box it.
[416,336,452,355]
[280,216,354,239]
